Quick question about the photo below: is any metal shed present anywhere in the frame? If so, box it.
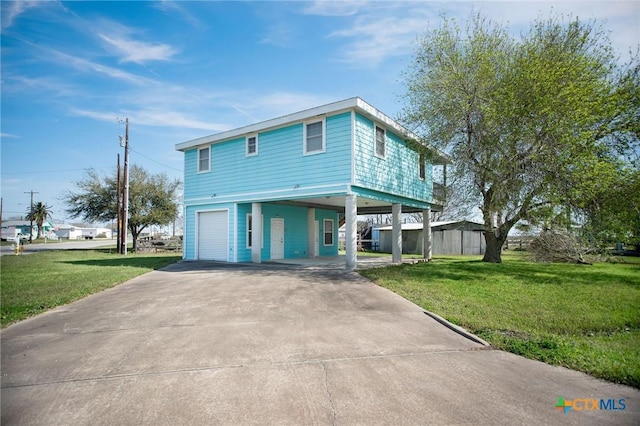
[377,220,486,255]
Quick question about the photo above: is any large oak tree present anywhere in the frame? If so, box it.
[64,165,181,252]
[402,14,639,262]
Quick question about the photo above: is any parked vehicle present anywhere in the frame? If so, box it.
[4,233,29,243]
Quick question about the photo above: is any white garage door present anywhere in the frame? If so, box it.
[198,211,228,261]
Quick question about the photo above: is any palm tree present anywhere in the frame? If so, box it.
[26,202,53,239]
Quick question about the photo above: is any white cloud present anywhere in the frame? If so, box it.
[302,0,368,16]
[154,0,205,30]
[70,108,229,132]
[3,75,79,97]
[260,23,294,47]
[98,33,178,64]
[45,47,155,85]
[327,1,639,67]
[329,10,434,66]
[0,133,20,139]
[473,1,640,58]
[1,1,40,30]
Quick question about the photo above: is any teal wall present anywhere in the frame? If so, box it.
[236,203,339,262]
[181,107,435,262]
[353,113,432,203]
[184,112,352,203]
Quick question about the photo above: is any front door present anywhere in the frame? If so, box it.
[270,218,284,260]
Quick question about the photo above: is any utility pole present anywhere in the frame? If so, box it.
[119,118,130,255]
[24,190,38,243]
[116,153,122,254]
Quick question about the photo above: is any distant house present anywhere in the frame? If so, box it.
[176,97,448,269]
[1,220,53,240]
[54,225,112,240]
[378,220,486,255]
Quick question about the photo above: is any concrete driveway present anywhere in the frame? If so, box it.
[1,261,638,425]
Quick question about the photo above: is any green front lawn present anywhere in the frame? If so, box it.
[1,250,180,328]
[360,252,640,388]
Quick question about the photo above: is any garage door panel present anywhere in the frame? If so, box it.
[198,211,228,261]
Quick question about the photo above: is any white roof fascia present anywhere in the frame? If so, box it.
[175,97,450,163]
[175,97,360,152]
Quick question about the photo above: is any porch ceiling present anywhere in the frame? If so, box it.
[272,195,430,214]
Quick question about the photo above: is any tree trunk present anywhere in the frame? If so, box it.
[482,231,504,263]
[131,227,139,253]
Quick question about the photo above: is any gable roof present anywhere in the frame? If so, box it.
[175,97,450,164]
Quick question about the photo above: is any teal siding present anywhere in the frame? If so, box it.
[181,105,436,263]
[236,203,339,262]
[184,112,352,202]
[316,209,339,257]
[353,113,432,202]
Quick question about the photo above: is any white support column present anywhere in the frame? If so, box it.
[392,203,402,264]
[423,208,432,261]
[307,208,316,258]
[251,202,262,264]
[345,194,358,270]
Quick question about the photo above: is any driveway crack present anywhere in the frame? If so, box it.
[320,362,337,426]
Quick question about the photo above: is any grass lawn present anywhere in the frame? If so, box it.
[1,249,180,328]
[360,252,640,388]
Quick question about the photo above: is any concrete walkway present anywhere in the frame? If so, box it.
[1,261,638,425]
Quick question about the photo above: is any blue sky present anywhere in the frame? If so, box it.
[1,1,638,223]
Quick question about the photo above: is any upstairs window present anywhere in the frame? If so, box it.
[304,120,325,154]
[375,125,386,158]
[198,146,210,173]
[419,152,426,180]
[246,135,258,156]
[323,219,334,246]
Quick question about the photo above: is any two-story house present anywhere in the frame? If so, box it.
[176,97,447,269]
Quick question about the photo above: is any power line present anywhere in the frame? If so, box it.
[129,146,182,172]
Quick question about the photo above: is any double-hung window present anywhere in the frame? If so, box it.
[198,146,210,173]
[304,120,325,154]
[246,135,258,156]
[246,214,263,248]
[323,219,334,246]
[247,214,253,248]
[375,125,386,158]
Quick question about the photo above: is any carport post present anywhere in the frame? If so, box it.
[423,208,432,261]
[392,203,402,264]
[345,194,357,270]
[251,202,262,263]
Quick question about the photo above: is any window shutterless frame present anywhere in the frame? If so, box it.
[246,213,263,248]
[198,146,210,173]
[323,219,334,246]
[303,119,326,155]
[246,135,258,156]
[374,125,386,159]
